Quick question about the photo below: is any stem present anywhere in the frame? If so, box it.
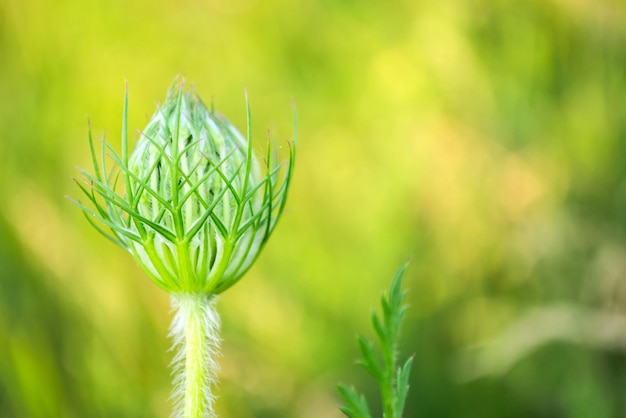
[382,322,398,418]
[381,345,395,418]
[170,293,221,418]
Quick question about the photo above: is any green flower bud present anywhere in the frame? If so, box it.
[73,80,295,295]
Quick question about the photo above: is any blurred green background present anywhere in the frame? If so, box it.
[2,0,626,416]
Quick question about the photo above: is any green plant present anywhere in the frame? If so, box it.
[71,79,295,418]
[338,264,414,418]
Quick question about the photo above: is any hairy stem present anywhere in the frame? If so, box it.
[170,293,220,418]
[381,346,395,418]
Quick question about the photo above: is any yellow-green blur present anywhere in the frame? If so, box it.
[1,0,625,417]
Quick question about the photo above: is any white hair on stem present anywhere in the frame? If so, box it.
[169,293,221,418]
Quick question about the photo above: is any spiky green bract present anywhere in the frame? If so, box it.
[338,264,414,418]
[72,80,296,295]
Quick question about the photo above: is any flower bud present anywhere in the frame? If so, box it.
[74,80,295,294]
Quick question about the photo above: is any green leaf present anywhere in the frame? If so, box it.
[337,384,372,418]
[338,263,414,418]
[356,336,383,381]
[394,356,414,418]
[372,311,387,347]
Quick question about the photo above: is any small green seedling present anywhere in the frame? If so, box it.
[338,264,414,418]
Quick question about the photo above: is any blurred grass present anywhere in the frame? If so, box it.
[2,0,626,416]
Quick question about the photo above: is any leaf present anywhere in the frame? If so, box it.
[338,263,415,418]
[371,311,387,347]
[356,336,383,381]
[337,384,372,418]
[394,356,414,418]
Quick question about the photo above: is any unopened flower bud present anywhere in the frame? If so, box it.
[73,80,295,295]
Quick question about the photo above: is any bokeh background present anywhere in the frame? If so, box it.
[2,0,626,416]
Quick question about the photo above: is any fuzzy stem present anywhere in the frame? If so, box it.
[170,293,220,418]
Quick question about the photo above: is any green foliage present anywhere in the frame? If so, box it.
[339,264,414,418]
